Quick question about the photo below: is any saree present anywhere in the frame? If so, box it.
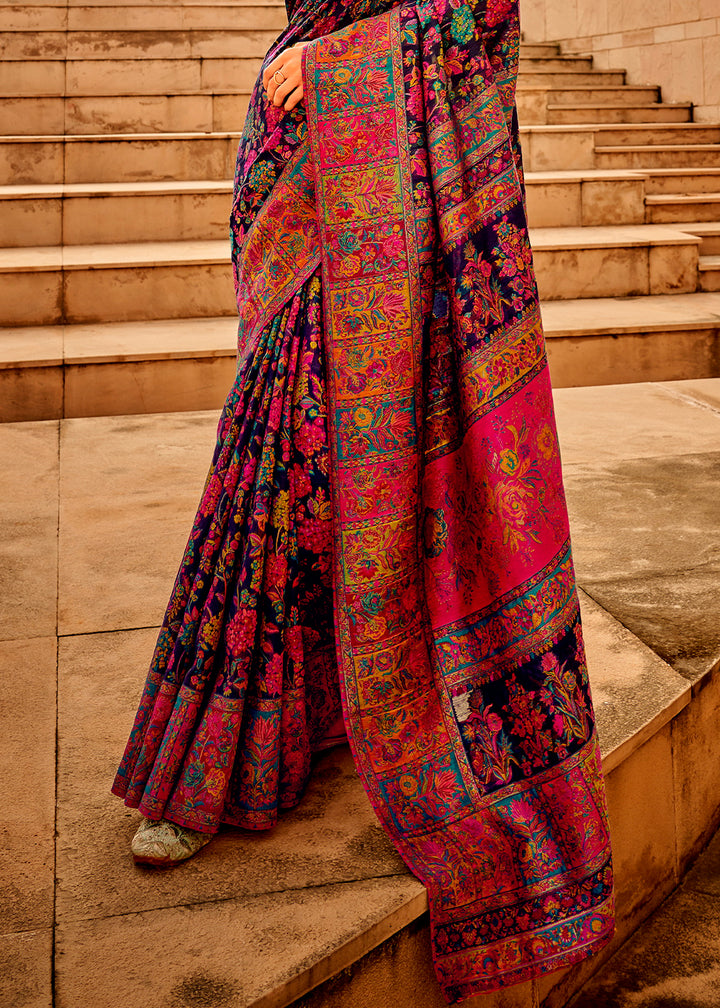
[113,0,615,999]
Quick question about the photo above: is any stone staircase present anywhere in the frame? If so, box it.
[0,4,720,420]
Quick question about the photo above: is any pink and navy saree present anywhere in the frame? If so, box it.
[113,0,615,999]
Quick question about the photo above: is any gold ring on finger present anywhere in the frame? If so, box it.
[273,69,286,85]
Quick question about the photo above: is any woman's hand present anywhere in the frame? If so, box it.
[262,41,311,112]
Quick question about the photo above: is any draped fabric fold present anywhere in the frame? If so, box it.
[113,0,614,999]
[296,0,615,998]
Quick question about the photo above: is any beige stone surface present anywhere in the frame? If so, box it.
[0,365,64,423]
[0,193,62,248]
[0,638,57,935]
[0,270,62,326]
[581,177,646,225]
[62,189,232,244]
[0,139,61,186]
[56,627,406,924]
[569,886,720,1008]
[565,450,720,680]
[58,411,218,634]
[0,421,59,640]
[61,314,237,364]
[553,381,720,462]
[523,128,595,171]
[672,670,720,874]
[541,290,720,335]
[667,377,720,411]
[606,726,679,934]
[296,915,536,1008]
[64,261,236,323]
[0,929,53,1008]
[63,135,239,184]
[649,241,699,294]
[66,57,202,96]
[547,325,720,388]
[55,876,425,1008]
[64,356,237,417]
[0,97,64,137]
[526,180,583,228]
[536,245,649,299]
[579,590,690,774]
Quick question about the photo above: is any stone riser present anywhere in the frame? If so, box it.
[2,94,701,138]
[0,177,655,246]
[590,125,720,145]
[518,86,661,105]
[596,149,720,169]
[0,234,700,326]
[525,177,647,228]
[647,199,720,224]
[0,30,279,61]
[0,135,241,185]
[547,106,692,125]
[0,93,251,135]
[0,62,629,99]
[2,4,288,32]
[0,177,656,247]
[2,305,719,422]
[518,57,593,71]
[699,259,720,291]
[643,170,720,194]
[0,258,237,327]
[0,57,263,95]
[520,71,626,86]
[6,128,718,186]
[534,239,698,300]
[0,186,234,246]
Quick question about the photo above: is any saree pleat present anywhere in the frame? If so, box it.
[112,270,343,831]
[114,0,614,999]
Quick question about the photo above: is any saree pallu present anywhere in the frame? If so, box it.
[113,0,615,999]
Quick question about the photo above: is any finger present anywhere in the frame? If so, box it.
[262,55,284,89]
[283,86,304,111]
[272,77,300,107]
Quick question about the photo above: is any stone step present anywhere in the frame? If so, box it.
[0,29,279,61]
[547,104,692,125]
[524,170,647,228]
[596,145,720,169]
[0,3,289,31]
[699,255,720,291]
[543,291,720,386]
[590,123,720,146]
[520,70,627,87]
[0,57,263,96]
[0,132,242,184]
[0,173,666,246]
[517,42,561,57]
[646,194,720,224]
[14,94,695,140]
[3,293,720,421]
[641,168,720,194]
[0,92,252,135]
[685,224,720,254]
[4,60,632,102]
[518,56,594,71]
[529,224,700,300]
[0,180,234,246]
[517,85,661,105]
[0,226,701,327]
[0,240,236,326]
[5,380,720,1008]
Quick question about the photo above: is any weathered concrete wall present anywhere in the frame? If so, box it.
[521,0,720,121]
